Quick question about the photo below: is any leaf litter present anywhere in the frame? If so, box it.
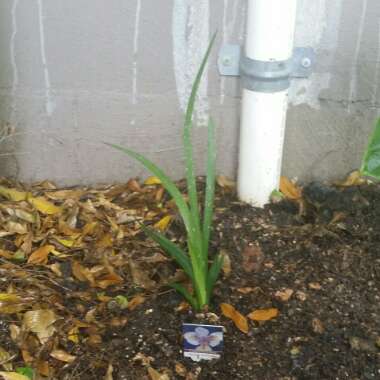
[0,176,379,379]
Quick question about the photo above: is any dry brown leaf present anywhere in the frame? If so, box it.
[175,362,187,377]
[50,349,76,363]
[23,309,57,344]
[242,244,264,273]
[36,360,50,377]
[96,233,113,249]
[147,367,169,380]
[216,175,235,189]
[27,245,55,265]
[96,273,124,289]
[9,325,20,342]
[336,170,366,187]
[127,295,146,311]
[5,221,28,235]
[311,318,325,334]
[87,334,102,346]
[308,282,322,290]
[248,308,279,322]
[280,176,302,200]
[220,303,249,334]
[220,249,231,277]
[46,189,84,200]
[236,287,256,294]
[72,261,95,286]
[155,187,165,202]
[274,288,294,302]
[104,364,114,380]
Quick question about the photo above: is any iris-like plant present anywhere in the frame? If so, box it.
[107,35,223,311]
[360,118,380,179]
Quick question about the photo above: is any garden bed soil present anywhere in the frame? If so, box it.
[0,179,380,379]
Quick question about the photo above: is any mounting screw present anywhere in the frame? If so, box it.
[301,57,312,69]
[222,55,233,67]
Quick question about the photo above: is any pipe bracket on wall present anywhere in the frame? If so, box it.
[218,44,315,92]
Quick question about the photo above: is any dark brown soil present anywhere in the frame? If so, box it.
[1,181,380,379]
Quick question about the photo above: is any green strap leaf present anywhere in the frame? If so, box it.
[170,283,198,310]
[206,253,224,304]
[105,143,193,235]
[141,225,193,280]
[202,118,216,257]
[182,33,217,266]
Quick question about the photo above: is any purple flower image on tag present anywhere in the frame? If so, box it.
[183,323,223,362]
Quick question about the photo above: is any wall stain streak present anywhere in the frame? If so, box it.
[37,0,55,117]
[219,0,228,105]
[348,0,368,113]
[372,18,380,108]
[172,0,209,125]
[10,0,19,123]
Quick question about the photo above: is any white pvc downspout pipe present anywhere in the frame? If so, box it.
[237,0,298,207]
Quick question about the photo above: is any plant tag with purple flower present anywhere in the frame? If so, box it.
[182,323,223,362]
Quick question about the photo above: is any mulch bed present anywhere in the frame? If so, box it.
[0,178,379,379]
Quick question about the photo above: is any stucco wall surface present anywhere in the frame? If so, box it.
[0,0,379,185]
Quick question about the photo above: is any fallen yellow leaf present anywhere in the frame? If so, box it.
[144,176,162,185]
[0,186,27,201]
[0,346,12,371]
[0,372,30,380]
[55,238,76,248]
[28,245,55,265]
[248,308,279,322]
[153,215,172,231]
[0,294,28,314]
[220,303,249,334]
[27,196,61,215]
[279,176,302,200]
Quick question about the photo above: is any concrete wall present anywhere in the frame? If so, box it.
[0,0,379,185]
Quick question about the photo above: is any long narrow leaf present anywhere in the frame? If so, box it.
[184,32,217,127]
[183,33,217,264]
[206,254,224,304]
[170,283,198,310]
[105,143,193,235]
[202,118,216,256]
[141,225,193,280]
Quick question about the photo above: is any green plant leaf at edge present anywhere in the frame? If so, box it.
[360,118,380,179]
[202,118,216,256]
